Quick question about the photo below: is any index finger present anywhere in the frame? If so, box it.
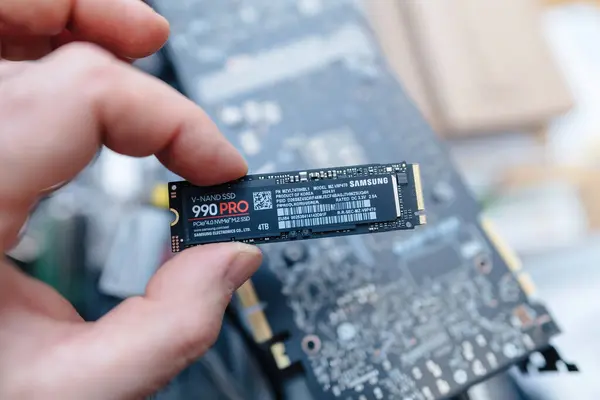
[0,0,169,58]
[0,44,247,249]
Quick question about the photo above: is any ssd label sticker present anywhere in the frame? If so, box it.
[182,175,398,243]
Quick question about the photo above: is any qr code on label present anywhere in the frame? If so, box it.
[253,191,273,210]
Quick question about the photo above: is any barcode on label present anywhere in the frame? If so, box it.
[278,212,377,229]
[277,200,371,217]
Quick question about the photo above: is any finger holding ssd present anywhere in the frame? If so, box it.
[168,163,426,251]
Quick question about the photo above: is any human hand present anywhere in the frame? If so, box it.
[0,1,262,399]
[0,0,170,60]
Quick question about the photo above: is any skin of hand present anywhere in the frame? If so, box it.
[0,1,263,399]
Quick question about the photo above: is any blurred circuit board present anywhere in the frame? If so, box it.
[151,1,561,399]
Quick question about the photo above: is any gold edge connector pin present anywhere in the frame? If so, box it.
[412,164,425,211]
[480,217,536,295]
[236,280,274,343]
[391,174,402,217]
[517,272,537,296]
[480,217,522,273]
[271,342,292,370]
[237,280,260,308]
[247,312,274,343]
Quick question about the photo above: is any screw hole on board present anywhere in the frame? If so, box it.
[302,335,321,355]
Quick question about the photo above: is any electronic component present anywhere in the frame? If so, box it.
[152,0,565,398]
[169,163,425,251]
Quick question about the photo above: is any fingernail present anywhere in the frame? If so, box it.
[227,244,262,289]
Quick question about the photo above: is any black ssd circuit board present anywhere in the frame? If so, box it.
[169,163,425,250]
[152,0,563,399]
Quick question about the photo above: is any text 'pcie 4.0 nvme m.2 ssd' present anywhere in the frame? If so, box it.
[168,163,426,252]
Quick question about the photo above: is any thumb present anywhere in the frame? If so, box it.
[56,243,262,399]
